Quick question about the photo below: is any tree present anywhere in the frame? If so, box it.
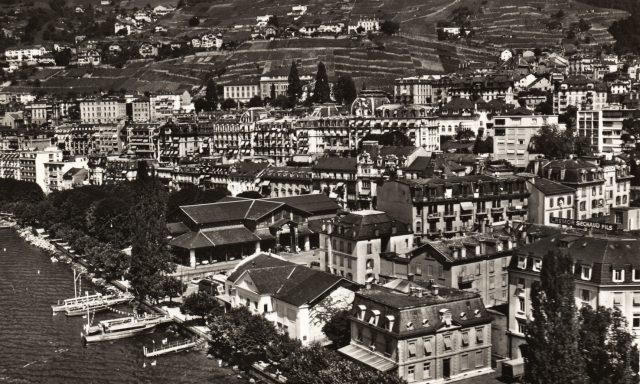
[181,291,222,318]
[287,61,303,106]
[136,160,150,181]
[534,101,553,115]
[205,79,218,109]
[220,98,237,110]
[269,83,276,101]
[530,125,575,159]
[312,62,331,103]
[161,276,184,302]
[54,49,71,66]
[334,75,357,106]
[248,95,263,108]
[524,250,585,384]
[321,309,351,348]
[579,306,639,384]
[127,179,175,303]
[455,128,475,141]
[189,16,200,26]
[380,20,400,35]
[273,94,291,109]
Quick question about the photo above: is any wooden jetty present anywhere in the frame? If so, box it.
[143,338,203,357]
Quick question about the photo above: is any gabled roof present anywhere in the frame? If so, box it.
[266,194,340,215]
[313,157,357,172]
[230,254,351,306]
[528,177,575,196]
[180,199,283,225]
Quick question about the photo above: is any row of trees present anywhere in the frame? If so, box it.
[0,166,229,303]
[524,250,639,384]
[207,306,405,384]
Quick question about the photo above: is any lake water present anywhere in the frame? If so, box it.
[0,228,242,384]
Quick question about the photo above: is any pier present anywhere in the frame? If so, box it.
[143,338,204,357]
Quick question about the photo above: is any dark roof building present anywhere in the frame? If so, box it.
[340,279,493,381]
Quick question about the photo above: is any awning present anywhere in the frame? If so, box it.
[460,201,474,210]
[339,344,396,372]
[260,180,271,186]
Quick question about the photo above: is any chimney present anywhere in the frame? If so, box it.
[327,222,333,234]
[365,282,372,290]
[460,247,466,258]
[416,288,423,298]
[407,273,414,282]
[432,284,439,296]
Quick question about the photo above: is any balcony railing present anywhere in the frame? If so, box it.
[458,275,475,284]
[491,207,504,213]
[427,212,441,221]
[443,211,456,218]
[460,210,473,217]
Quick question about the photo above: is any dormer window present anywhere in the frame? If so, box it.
[422,318,429,327]
[460,312,467,320]
[406,322,414,330]
[368,309,380,326]
[533,259,542,272]
[517,256,527,269]
[581,266,592,280]
[613,268,625,283]
[357,304,367,321]
[385,315,395,331]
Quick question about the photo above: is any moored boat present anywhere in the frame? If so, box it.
[51,293,103,312]
[83,314,173,343]
[64,293,134,317]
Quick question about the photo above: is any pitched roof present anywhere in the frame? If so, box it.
[331,210,412,240]
[202,226,261,246]
[313,157,357,172]
[230,254,349,306]
[528,177,575,196]
[180,199,283,225]
[266,194,340,215]
[169,231,214,249]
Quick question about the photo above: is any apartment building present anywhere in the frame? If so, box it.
[525,176,576,226]
[253,116,297,165]
[553,78,608,114]
[377,175,529,239]
[507,234,640,365]
[223,80,261,103]
[258,166,313,198]
[319,210,413,284]
[492,110,559,168]
[340,280,492,383]
[577,108,639,155]
[79,98,127,124]
[380,232,516,308]
[531,157,632,219]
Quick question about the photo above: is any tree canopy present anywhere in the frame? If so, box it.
[287,61,303,106]
[312,62,331,103]
[334,75,357,106]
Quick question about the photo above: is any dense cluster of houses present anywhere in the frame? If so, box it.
[3,40,640,382]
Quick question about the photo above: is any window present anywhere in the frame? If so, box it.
[581,266,592,280]
[423,362,431,379]
[517,321,526,334]
[347,258,352,268]
[489,260,495,273]
[461,332,469,346]
[613,269,625,283]
[385,337,393,356]
[475,350,484,367]
[443,335,452,351]
[357,305,367,320]
[407,341,417,358]
[366,243,372,254]
[407,365,415,381]
[476,327,484,344]
[416,263,422,276]
[356,326,363,341]
[549,198,554,208]
[613,293,623,307]
[517,256,527,269]
[634,314,640,329]
[461,353,469,371]
[369,310,380,326]
[386,315,395,331]
[581,289,590,303]
[567,196,572,205]
[533,259,542,272]
[423,338,433,355]
[489,277,495,290]
[518,296,525,313]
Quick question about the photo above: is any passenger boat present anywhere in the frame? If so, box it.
[51,293,103,313]
[83,314,173,343]
[64,293,134,317]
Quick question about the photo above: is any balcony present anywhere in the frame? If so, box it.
[443,211,456,219]
[460,210,473,217]
[427,212,441,221]
[507,206,528,213]
[458,274,475,284]
[491,207,504,214]
[476,209,488,216]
